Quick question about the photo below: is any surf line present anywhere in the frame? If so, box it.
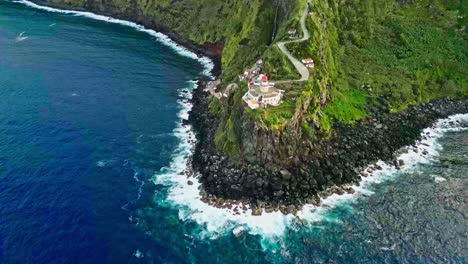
[14,0,214,76]
[12,0,355,239]
[13,0,218,227]
[16,0,468,240]
[155,109,468,239]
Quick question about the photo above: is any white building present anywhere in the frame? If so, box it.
[301,58,315,68]
[242,75,284,109]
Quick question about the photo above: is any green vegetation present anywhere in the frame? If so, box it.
[47,0,467,158]
[215,0,467,157]
[323,89,369,124]
[263,46,300,80]
[128,0,301,81]
[276,0,308,41]
[353,18,467,110]
[248,96,296,130]
[218,0,275,80]
[286,0,466,126]
[49,0,300,81]
[214,117,240,157]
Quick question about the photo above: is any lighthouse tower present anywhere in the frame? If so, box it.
[260,75,269,92]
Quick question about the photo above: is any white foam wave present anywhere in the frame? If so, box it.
[15,31,28,42]
[133,171,145,200]
[133,249,144,259]
[22,0,466,240]
[96,160,106,167]
[153,81,294,238]
[432,175,447,183]
[14,0,214,77]
[300,114,468,221]
[155,106,468,239]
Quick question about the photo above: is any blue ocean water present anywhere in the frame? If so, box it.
[0,1,203,262]
[1,1,467,264]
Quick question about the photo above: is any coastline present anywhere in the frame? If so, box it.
[22,0,222,77]
[17,0,468,219]
[190,84,468,214]
[165,84,468,238]
[5,2,468,260]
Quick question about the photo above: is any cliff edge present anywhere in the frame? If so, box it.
[35,0,468,210]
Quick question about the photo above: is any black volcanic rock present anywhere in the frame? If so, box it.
[190,86,468,208]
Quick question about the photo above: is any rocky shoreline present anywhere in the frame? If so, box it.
[27,0,468,216]
[189,83,468,214]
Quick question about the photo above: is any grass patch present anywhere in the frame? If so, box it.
[263,46,301,80]
[324,89,369,124]
[251,99,296,129]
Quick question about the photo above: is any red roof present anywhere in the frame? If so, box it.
[245,69,251,72]
[261,75,268,81]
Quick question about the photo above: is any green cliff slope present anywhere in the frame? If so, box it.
[42,0,466,163]
[210,0,467,162]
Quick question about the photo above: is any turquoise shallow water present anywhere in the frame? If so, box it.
[1,1,467,263]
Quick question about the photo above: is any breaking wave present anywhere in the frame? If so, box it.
[155,98,468,241]
[14,0,214,77]
[15,31,28,42]
[15,0,468,244]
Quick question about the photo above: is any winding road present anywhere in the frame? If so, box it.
[208,1,311,98]
[274,0,311,84]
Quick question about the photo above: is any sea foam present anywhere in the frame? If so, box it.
[15,31,28,42]
[14,0,214,77]
[153,81,295,238]
[156,101,468,240]
[15,0,468,241]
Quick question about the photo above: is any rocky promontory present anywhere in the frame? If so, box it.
[32,0,468,214]
[190,83,468,211]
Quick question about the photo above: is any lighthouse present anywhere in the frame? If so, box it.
[260,75,269,92]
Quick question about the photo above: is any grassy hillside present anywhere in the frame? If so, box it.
[289,0,467,126]
[210,0,467,158]
[43,0,467,160]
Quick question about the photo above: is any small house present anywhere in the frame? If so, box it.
[246,100,260,109]
[288,28,297,36]
[302,58,315,68]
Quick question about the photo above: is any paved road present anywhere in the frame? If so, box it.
[274,0,311,84]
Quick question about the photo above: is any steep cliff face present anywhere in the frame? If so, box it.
[190,0,467,207]
[37,0,467,207]
[211,0,467,167]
